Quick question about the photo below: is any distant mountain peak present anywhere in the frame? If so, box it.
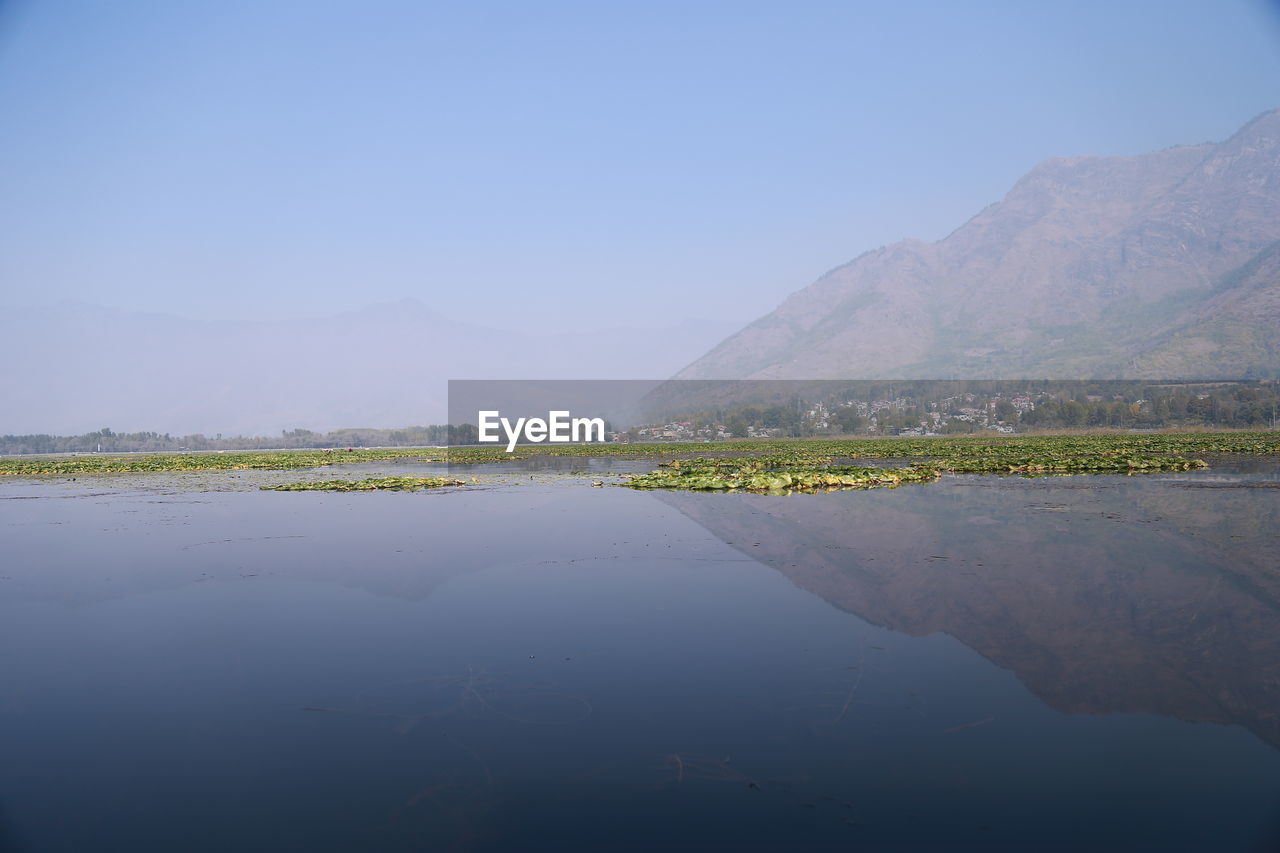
[679,108,1280,381]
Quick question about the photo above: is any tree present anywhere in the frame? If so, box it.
[834,409,864,434]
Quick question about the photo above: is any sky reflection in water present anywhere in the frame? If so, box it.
[0,459,1278,851]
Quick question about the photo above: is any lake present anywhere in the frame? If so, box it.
[1,457,1278,851]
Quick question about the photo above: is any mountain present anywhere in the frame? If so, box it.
[679,109,1280,380]
[0,300,741,436]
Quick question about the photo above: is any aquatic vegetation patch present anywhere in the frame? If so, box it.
[0,447,448,476]
[445,430,1279,463]
[932,454,1208,475]
[262,476,464,492]
[2,431,1270,477]
[620,449,1209,493]
[622,459,941,493]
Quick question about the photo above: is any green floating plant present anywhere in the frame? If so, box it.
[931,454,1208,475]
[622,460,941,494]
[2,431,1269,476]
[620,449,1208,493]
[0,448,448,475]
[262,476,464,492]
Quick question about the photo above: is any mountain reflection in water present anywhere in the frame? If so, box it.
[653,461,1280,749]
[1,459,1278,851]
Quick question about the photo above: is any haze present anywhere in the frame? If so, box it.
[2,1,1280,433]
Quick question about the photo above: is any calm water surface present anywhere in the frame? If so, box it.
[1,458,1278,851]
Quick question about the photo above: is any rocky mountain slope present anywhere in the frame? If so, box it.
[679,109,1280,379]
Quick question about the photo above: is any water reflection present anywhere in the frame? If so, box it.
[2,462,1279,850]
[652,464,1280,749]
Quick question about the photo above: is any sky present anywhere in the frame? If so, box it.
[2,0,1280,333]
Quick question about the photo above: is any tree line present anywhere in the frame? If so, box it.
[0,425,460,456]
[657,381,1279,437]
[3,382,1275,455]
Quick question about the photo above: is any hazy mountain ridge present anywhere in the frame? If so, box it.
[0,300,741,435]
[679,109,1280,379]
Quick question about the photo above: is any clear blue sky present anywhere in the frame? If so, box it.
[3,0,1280,332]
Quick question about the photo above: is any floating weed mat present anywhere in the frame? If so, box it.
[622,457,941,494]
[443,430,1278,464]
[931,454,1207,475]
[4,432,1273,476]
[0,447,448,476]
[621,451,1209,493]
[262,476,464,492]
